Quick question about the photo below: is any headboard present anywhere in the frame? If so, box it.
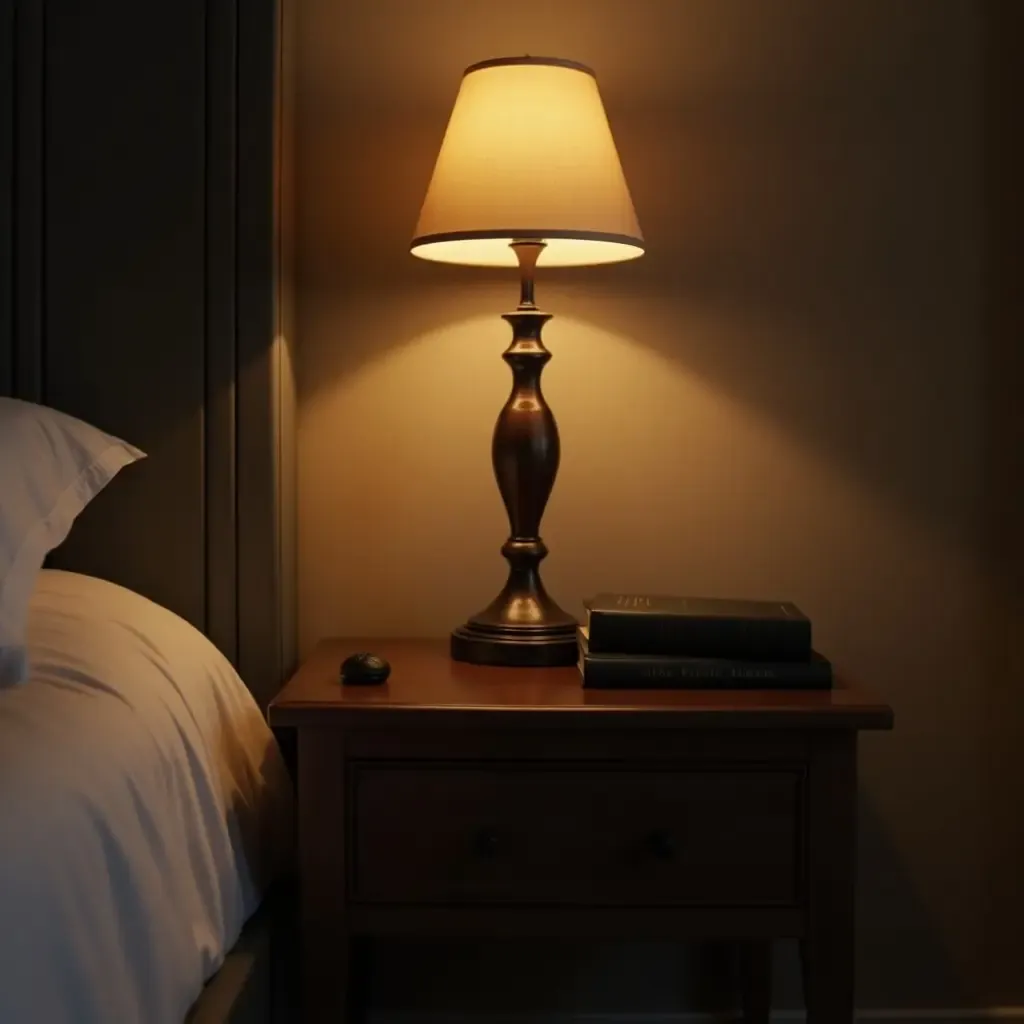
[0,0,296,708]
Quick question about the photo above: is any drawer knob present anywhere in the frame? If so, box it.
[648,830,675,860]
[474,828,500,858]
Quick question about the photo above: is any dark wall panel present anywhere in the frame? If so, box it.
[43,1,209,629]
[204,0,240,664]
[12,0,43,399]
[0,0,11,395]
[236,0,285,697]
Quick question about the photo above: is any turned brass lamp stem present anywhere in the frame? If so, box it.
[515,239,541,310]
[449,240,578,667]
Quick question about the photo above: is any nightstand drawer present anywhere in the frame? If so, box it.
[351,763,802,906]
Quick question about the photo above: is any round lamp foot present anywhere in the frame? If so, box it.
[451,621,578,667]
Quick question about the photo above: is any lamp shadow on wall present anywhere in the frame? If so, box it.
[300,259,977,576]
[852,793,977,1009]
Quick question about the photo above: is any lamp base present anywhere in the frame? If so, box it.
[451,620,578,667]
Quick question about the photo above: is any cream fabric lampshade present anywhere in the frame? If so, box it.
[411,57,644,268]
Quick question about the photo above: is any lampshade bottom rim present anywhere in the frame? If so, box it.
[411,233,644,268]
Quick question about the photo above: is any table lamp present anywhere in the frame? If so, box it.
[411,56,644,667]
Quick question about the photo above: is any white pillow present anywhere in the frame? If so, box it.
[0,398,144,686]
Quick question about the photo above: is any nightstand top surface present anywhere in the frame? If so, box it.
[268,638,893,730]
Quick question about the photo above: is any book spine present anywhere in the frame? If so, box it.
[579,655,832,689]
[587,612,811,660]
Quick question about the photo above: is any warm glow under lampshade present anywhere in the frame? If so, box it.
[411,57,644,268]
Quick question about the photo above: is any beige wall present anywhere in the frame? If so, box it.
[296,0,1021,1012]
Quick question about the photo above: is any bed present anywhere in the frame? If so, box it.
[0,1,297,1021]
[1,568,295,1023]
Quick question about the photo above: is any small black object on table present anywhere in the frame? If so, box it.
[340,652,391,686]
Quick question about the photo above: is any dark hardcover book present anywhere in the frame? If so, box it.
[584,593,812,661]
[577,627,832,689]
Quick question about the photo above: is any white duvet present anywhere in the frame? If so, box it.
[0,570,294,1024]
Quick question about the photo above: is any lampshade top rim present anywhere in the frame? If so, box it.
[462,56,595,78]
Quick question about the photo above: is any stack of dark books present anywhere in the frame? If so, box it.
[577,593,832,690]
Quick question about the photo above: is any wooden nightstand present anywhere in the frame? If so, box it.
[269,639,893,1023]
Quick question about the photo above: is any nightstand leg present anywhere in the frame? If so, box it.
[801,928,854,1024]
[302,932,347,1023]
[348,935,372,1022]
[739,941,771,1023]
[304,930,369,1023]
[803,734,857,1024]
[297,731,352,1023]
